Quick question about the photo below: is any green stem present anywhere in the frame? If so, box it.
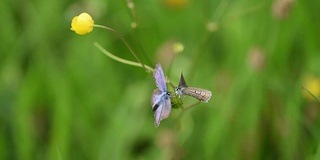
[94,42,153,72]
[182,101,201,111]
[93,24,148,72]
[123,0,154,65]
[125,0,139,27]
[302,86,320,103]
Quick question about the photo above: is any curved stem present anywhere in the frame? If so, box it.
[93,24,148,72]
[94,42,154,72]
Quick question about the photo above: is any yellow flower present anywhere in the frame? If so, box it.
[303,76,320,101]
[164,0,189,9]
[70,12,94,35]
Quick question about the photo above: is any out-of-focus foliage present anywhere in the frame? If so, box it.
[1,0,320,159]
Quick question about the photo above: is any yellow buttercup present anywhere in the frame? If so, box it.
[70,12,94,35]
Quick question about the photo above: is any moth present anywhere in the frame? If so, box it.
[152,63,171,127]
[175,73,212,103]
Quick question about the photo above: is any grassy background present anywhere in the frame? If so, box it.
[1,0,320,159]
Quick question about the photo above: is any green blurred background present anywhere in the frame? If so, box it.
[1,0,320,159]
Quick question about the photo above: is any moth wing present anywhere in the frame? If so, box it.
[154,63,167,92]
[178,73,188,88]
[203,90,212,103]
[175,73,188,96]
[182,87,212,103]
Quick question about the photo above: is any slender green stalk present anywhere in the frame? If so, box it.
[183,101,201,111]
[314,141,320,160]
[94,42,153,72]
[125,0,139,28]
[123,0,154,65]
[302,86,320,102]
[93,24,148,72]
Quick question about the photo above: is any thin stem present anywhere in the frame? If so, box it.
[175,100,201,128]
[169,82,177,91]
[125,0,139,27]
[182,101,201,111]
[122,0,153,65]
[93,24,148,72]
[94,42,154,72]
[302,86,320,103]
[220,1,265,28]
